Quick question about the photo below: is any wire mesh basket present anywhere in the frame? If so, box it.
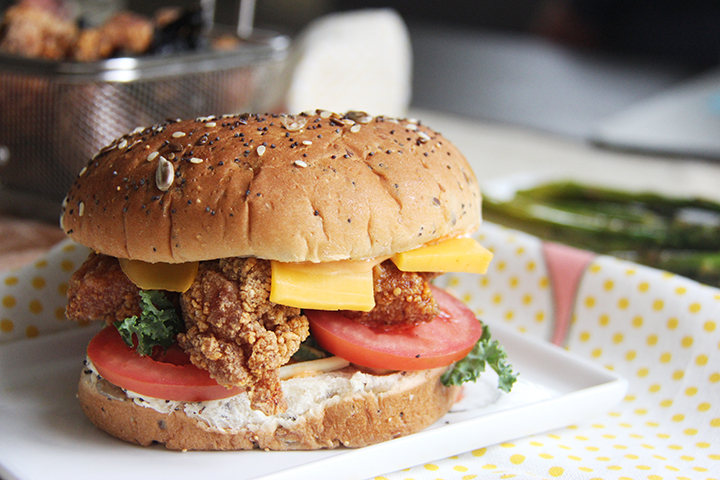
[0,29,289,221]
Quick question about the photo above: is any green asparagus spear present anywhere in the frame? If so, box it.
[483,181,720,287]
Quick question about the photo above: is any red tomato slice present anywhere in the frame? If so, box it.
[306,285,482,371]
[87,326,243,402]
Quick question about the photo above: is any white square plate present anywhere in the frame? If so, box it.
[0,323,627,480]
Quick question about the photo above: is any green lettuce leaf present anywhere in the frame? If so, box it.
[441,323,518,392]
[113,290,183,356]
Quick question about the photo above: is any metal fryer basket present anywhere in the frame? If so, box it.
[0,29,289,221]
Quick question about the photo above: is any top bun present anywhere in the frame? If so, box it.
[61,111,481,263]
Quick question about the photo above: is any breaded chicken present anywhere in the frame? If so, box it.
[72,11,153,62]
[65,253,142,325]
[178,258,309,416]
[0,4,77,60]
[344,261,439,330]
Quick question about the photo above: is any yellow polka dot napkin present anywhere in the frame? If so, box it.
[0,239,91,343]
[381,222,720,480]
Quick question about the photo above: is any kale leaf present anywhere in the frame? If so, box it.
[441,323,518,392]
[292,335,331,362]
[113,290,183,356]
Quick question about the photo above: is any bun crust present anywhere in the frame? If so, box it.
[78,366,461,450]
[61,112,481,263]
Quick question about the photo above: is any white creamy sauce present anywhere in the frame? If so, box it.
[181,372,403,433]
[84,358,544,435]
[449,368,555,414]
[84,358,414,433]
[449,376,501,412]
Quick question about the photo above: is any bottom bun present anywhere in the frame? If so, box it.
[78,364,461,451]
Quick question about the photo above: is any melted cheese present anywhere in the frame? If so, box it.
[118,258,199,293]
[270,260,375,311]
[391,237,493,274]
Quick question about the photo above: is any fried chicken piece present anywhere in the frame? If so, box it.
[0,4,77,60]
[345,261,439,330]
[73,11,153,62]
[65,253,141,324]
[71,28,108,62]
[178,258,309,416]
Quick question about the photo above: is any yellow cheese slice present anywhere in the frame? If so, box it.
[270,260,375,311]
[391,237,493,274]
[118,258,199,293]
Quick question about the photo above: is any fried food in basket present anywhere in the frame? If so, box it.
[0,4,77,60]
[0,2,205,62]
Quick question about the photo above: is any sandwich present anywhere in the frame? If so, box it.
[61,110,516,450]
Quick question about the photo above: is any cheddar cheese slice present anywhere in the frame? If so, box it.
[270,260,375,311]
[119,258,199,293]
[391,237,493,274]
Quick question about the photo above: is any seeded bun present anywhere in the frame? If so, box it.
[61,111,481,263]
[78,365,461,450]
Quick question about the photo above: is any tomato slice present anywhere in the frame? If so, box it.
[87,326,243,402]
[305,285,482,371]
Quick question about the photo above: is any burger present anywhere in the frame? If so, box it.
[60,110,516,451]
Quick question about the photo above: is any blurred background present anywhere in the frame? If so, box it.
[167,0,720,139]
[3,0,720,158]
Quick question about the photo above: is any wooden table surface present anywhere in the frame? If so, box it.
[0,215,66,271]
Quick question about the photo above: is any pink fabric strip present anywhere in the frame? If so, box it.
[541,242,596,346]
